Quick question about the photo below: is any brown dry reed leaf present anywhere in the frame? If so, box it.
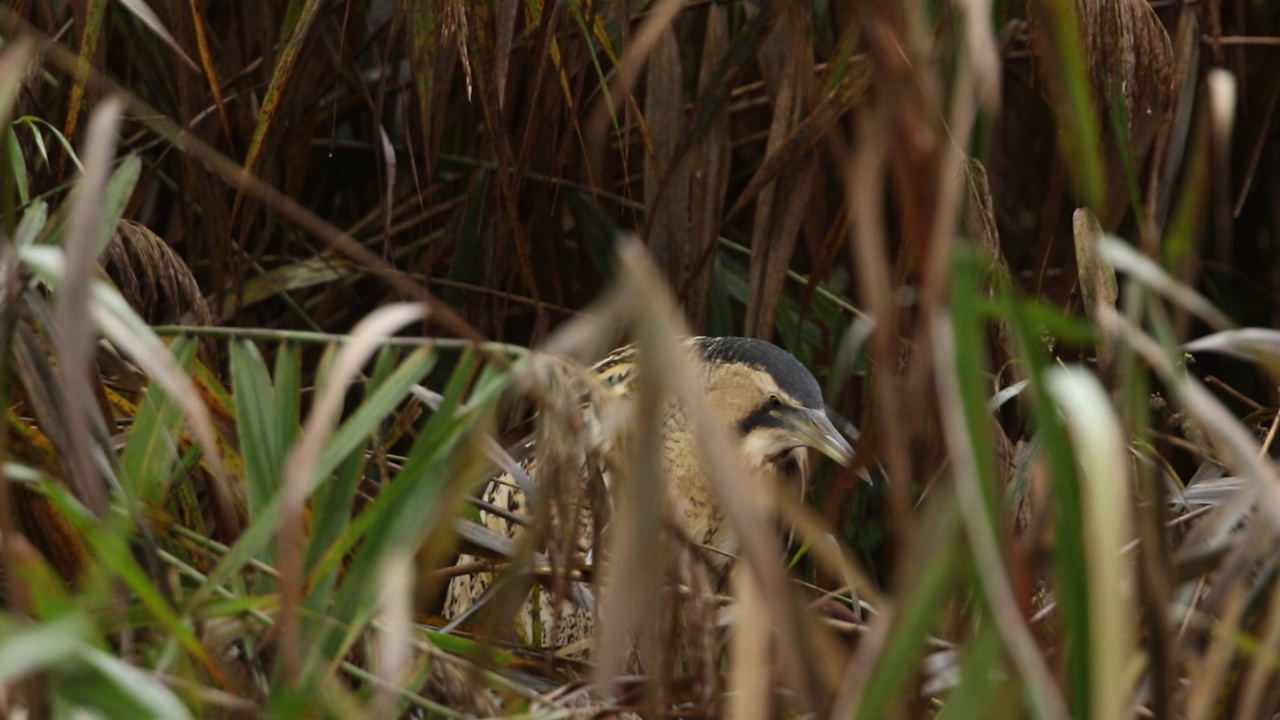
[441,0,472,100]
[684,3,732,329]
[584,0,685,186]
[1030,0,1176,225]
[589,239,840,716]
[1033,0,1175,150]
[645,25,692,302]
[526,350,614,611]
[727,564,770,720]
[235,0,325,216]
[114,0,200,72]
[744,21,813,342]
[1071,208,1119,320]
[57,97,125,519]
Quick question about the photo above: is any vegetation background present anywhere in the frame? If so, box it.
[3,0,1280,717]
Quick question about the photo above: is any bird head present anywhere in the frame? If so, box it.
[692,337,854,479]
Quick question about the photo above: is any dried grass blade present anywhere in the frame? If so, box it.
[1071,209,1118,321]
[1183,328,1280,374]
[236,0,323,206]
[463,0,543,326]
[831,490,960,719]
[493,0,517,109]
[185,0,232,139]
[1237,575,1280,718]
[774,490,883,609]
[57,97,124,517]
[1045,367,1137,720]
[1231,44,1274,218]
[0,37,32,130]
[1149,9,1200,237]
[644,25,690,292]
[1184,585,1248,720]
[684,3,731,328]
[591,339,667,709]
[744,47,806,340]
[611,239,834,713]
[1206,69,1237,261]
[277,302,428,681]
[372,550,414,718]
[63,0,108,147]
[933,313,1070,720]
[663,4,781,184]
[957,0,1001,108]
[91,287,239,535]
[24,32,494,353]
[725,54,870,224]
[114,0,199,72]
[727,567,770,720]
[1098,237,1233,331]
[1101,308,1280,536]
[403,0,437,181]
[847,110,914,546]
[0,36,36,626]
[1027,0,1105,215]
[584,0,689,182]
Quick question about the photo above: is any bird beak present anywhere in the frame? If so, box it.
[782,407,855,466]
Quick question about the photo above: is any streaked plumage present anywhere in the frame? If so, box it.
[442,336,853,655]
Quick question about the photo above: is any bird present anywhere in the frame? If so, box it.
[441,336,854,656]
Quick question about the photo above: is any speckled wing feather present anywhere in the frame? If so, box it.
[442,344,642,654]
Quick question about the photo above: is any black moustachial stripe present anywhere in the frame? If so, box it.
[692,336,824,409]
[737,403,786,435]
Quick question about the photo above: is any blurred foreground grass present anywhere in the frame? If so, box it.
[4,0,1280,718]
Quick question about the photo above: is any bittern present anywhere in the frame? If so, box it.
[442,336,854,653]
